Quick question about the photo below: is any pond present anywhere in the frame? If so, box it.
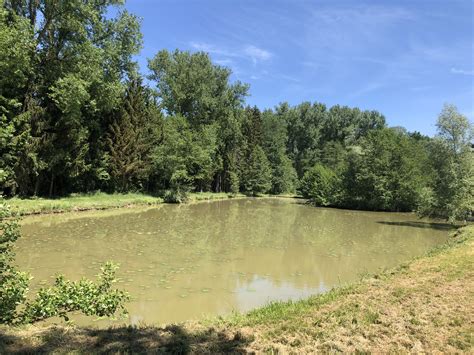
[16,198,451,326]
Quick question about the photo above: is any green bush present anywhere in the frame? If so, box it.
[163,189,189,204]
[299,164,339,206]
[0,200,129,325]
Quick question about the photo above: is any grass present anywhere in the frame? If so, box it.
[1,225,472,353]
[6,192,256,216]
[6,192,164,216]
[187,192,246,202]
[6,192,298,216]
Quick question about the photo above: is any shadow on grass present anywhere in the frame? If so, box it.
[0,324,252,354]
[377,221,455,231]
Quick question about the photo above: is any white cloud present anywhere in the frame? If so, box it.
[451,67,474,76]
[189,41,272,65]
[243,45,272,64]
[189,42,236,57]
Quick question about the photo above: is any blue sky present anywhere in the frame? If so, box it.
[124,0,473,136]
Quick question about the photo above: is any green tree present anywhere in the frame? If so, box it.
[322,106,385,145]
[106,79,159,192]
[0,2,40,196]
[2,0,142,196]
[419,104,473,222]
[283,102,325,177]
[299,164,338,206]
[346,128,430,211]
[262,110,297,194]
[241,145,272,196]
[148,49,248,193]
[436,104,473,153]
[151,115,218,199]
[239,107,272,195]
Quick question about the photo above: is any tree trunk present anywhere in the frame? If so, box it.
[49,171,54,197]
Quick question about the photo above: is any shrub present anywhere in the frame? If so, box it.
[0,199,129,325]
[299,164,338,206]
[163,189,189,204]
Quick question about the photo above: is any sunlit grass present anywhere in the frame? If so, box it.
[6,191,297,215]
[6,192,163,215]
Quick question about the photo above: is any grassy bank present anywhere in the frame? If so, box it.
[6,192,255,216]
[1,225,472,353]
[6,193,163,216]
[6,192,297,216]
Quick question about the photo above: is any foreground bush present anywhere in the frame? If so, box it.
[0,200,129,325]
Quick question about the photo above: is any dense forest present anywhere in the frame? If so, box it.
[0,1,472,221]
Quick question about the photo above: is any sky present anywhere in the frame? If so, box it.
[123,0,473,136]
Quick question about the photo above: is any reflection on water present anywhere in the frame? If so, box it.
[16,198,449,325]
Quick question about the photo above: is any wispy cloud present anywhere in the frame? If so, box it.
[304,5,415,53]
[189,41,272,65]
[189,42,273,65]
[311,6,414,26]
[248,71,299,83]
[451,67,474,76]
[243,45,272,64]
[189,42,236,57]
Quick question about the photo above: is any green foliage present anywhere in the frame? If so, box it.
[352,128,430,211]
[163,189,189,204]
[262,110,297,194]
[240,107,272,196]
[0,1,469,219]
[418,105,473,222]
[299,164,338,206]
[151,115,218,195]
[436,104,473,154]
[0,2,34,117]
[20,262,129,324]
[148,49,248,127]
[0,200,30,323]
[241,145,272,196]
[0,200,129,324]
[106,79,159,191]
[148,49,248,194]
[1,0,142,196]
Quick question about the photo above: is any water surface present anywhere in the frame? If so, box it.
[16,198,450,325]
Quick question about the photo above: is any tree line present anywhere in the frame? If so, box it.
[0,0,472,221]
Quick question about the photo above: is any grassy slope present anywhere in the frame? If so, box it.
[1,225,472,353]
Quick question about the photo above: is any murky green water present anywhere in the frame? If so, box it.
[16,198,450,325]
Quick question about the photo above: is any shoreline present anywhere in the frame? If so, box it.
[7,192,296,217]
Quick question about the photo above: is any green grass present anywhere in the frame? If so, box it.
[6,191,297,216]
[6,192,164,215]
[188,192,246,202]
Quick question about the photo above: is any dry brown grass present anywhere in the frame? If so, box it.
[1,225,473,354]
